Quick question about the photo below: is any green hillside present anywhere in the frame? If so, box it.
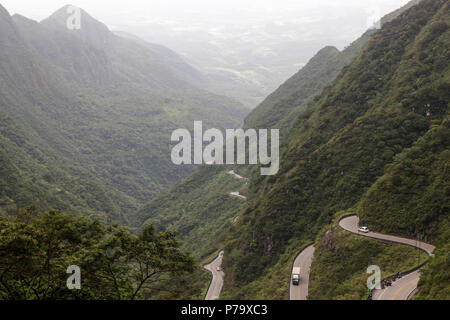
[243,0,423,136]
[0,4,247,224]
[132,0,448,300]
[308,119,449,300]
[309,2,449,299]
[134,0,441,297]
[220,0,449,299]
[138,165,248,258]
[1,0,448,301]
[135,1,383,257]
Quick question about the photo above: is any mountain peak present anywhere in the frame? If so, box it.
[41,5,113,47]
[0,3,23,46]
[12,13,38,27]
[315,46,340,59]
[0,3,10,18]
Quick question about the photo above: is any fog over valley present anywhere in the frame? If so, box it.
[2,0,411,107]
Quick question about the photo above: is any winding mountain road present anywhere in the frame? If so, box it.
[289,244,315,300]
[204,251,224,300]
[339,215,435,300]
[228,170,247,180]
[205,216,434,300]
[372,269,421,300]
[290,215,435,300]
[204,170,247,300]
[230,191,247,199]
[339,216,435,256]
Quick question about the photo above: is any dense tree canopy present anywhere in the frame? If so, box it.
[0,207,195,300]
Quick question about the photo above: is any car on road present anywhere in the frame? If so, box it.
[292,267,301,285]
[216,267,221,271]
[292,274,299,285]
[359,226,369,233]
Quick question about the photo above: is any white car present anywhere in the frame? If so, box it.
[216,267,221,271]
[359,226,369,233]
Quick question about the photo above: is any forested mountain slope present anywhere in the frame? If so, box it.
[112,30,208,88]
[220,0,448,299]
[356,116,449,300]
[244,0,423,135]
[135,0,425,265]
[0,4,246,224]
[309,1,449,299]
[309,121,449,300]
[139,165,248,258]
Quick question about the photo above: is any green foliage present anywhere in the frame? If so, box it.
[222,240,308,300]
[2,0,449,301]
[243,37,374,136]
[358,119,450,239]
[221,0,449,298]
[132,0,450,300]
[356,119,450,299]
[133,0,414,297]
[0,207,196,300]
[242,0,422,136]
[417,227,450,299]
[138,165,248,259]
[135,162,251,299]
[0,4,247,225]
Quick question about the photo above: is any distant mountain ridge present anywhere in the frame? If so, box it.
[42,5,114,46]
[0,4,247,224]
[244,0,425,135]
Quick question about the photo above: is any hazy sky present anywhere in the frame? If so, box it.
[2,0,411,26]
[1,0,413,81]
[1,0,414,102]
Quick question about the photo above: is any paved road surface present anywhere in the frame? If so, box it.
[228,170,247,180]
[339,215,435,300]
[339,216,435,256]
[230,191,247,199]
[290,244,315,300]
[372,270,420,300]
[203,169,245,300]
[204,251,224,300]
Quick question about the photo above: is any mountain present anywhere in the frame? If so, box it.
[358,119,449,300]
[244,0,424,135]
[0,4,123,221]
[138,165,248,257]
[125,0,424,110]
[41,5,113,46]
[0,4,247,224]
[2,0,447,300]
[135,0,426,265]
[113,30,208,87]
[135,0,448,300]
[220,0,448,299]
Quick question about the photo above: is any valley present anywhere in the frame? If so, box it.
[0,0,448,302]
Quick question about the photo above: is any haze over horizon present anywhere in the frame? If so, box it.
[2,0,410,49]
